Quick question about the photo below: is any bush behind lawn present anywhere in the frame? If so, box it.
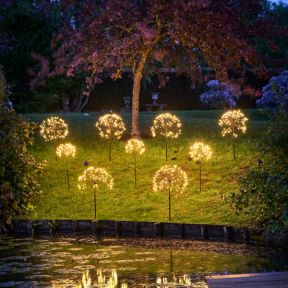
[26,110,267,225]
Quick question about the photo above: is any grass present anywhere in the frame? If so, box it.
[26,109,268,226]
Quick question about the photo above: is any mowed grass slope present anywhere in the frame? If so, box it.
[27,110,268,225]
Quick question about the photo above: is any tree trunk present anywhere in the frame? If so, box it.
[131,50,151,137]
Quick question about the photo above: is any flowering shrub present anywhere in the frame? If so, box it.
[39,116,68,141]
[200,80,239,109]
[256,70,288,111]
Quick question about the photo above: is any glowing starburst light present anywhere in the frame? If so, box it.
[95,113,126,140]
[189,142,212,162]
[151,113,182,161]
[56,143,76,159]
[153,165,188,221]
[218,110,248,159]
[39,116,68,141]
[78,167,113,218]
[218,110,248,138]
[125,138,145,155]
[95,113,126,161]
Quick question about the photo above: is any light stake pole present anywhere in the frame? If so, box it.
[93,186,97,219]
[165,135,168,162]
[168,184,172,221]
[232,124,236,160]
[125,138,145,189]
[198,161,202,193]
[232,137,236,160]
[189,142,212,194]
[109,129,112,162]
[134,154,137,189]
[95,113,126,162]
[78,167,113,221]
[56,143,76,192]
[66,159,70,191]
[218,110,248,160]
[151,113,182,162]
[153,165,188,224]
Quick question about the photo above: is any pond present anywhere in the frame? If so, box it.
[0,236,287,287]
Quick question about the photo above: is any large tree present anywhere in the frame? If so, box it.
[36,0,274,136]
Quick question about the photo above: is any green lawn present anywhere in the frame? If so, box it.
[26,110,268,226]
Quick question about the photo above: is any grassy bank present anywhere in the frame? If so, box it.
[27,110,268,225]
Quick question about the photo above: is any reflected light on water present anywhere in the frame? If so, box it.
[77,269,205,288]
[79,269,128,288]
[156,274,192,287]
[1,237,286,288]
[154,274,206,287]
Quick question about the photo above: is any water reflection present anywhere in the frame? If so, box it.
[80,269,127,288]
[78,269,203,288]
[156,274,192,287]
[0,236,287,288]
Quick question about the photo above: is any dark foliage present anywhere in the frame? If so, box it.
[0,105,44,225]
[230,110,288,246]
[0,0,61,111]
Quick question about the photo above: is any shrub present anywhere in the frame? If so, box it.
[256,70,288,111]
[230,110,288,246]
[199,80,239,109]
[0,105,44,226]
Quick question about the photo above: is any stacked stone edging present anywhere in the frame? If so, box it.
[9,219,266,245]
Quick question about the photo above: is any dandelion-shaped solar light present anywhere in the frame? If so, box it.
[153,164,188,221]
[189,142,212,193]
[56,143,76,191]
[125,138,145,188]
[95,113,126,161]
[39,116,68,142]
[151,113,182,161]
[78,167,113,219]
[218,110,248,159]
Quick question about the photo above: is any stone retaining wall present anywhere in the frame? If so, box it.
[9,219,266,245]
